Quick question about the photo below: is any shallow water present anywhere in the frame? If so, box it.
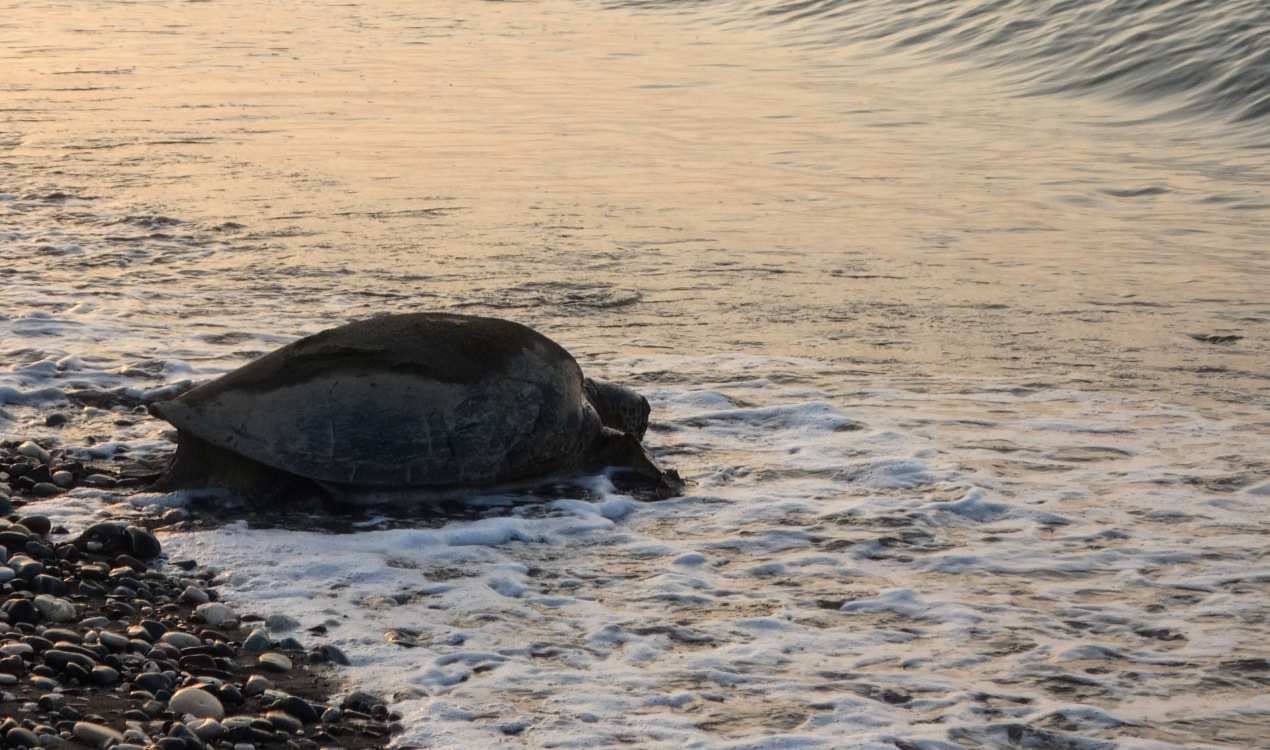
[3,0,1270,747]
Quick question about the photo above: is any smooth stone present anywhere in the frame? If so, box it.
[277,637,304,651]
[16,443,50,464]
[7,556,42,580]
[257,653,291,673]
[41,628,78,644]
[1,599,36,625]
[195,603,235,627]
[80,617,110,628]
[81,474,115,488]
[264,614,300,633]
[72,723,124,746]
[265,712,301,735]
[133,672,173,694]
[98,631,128,650]
[159,631,202,650]
[7,727,40,749]
[33,595,75,623]
[0,643,32,657]
[276,696,319,724]
[244,675,271,696]
[180,586,210,605]
[169,687,225,721]
[315,644,351,666]
[242,629,271,654]
[125,527,162,559]
[30,483,59,497]
[320,708,340,724]
[44,413,68,428]
[50,472,73,488]
[189,718,223,742]
[0,568,14,584]
[89,666,119,686]
[16,517,51,536]
[0,674,16,686]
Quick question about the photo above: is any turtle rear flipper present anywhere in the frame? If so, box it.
[592,428,684,500]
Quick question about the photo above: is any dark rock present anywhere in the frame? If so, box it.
[315,644,351,666]
[1,599,36,625]
[74,522,125,553]
[89,666,119,686]
[31,574,66,596]
[44,413,68,428]
[0,531,30,550]
[139,620,168,640]
[43,649,97,672]
[265,712,302,735]
[124,527,162,559]
[17,516,51,536]
[6,727,40,749]
[278,637,305,651]
[30,483,60,497]
[276,697,320,724]
[22,635,54,653]
[217,684,243,706]
[133,672,173,694]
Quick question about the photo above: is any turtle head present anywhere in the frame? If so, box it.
[583,378,650,440]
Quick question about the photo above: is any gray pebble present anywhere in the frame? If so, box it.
[320,708,340,723]
[242,629,271,654]
[179,586,210,605]
[195,602,235,627]
[159,631,201,650]
[89,666,119,686]
[16,442,50,464]
[50,471,73,488]
[265,614,300,632]
[244,675,272,696]
[44,413,68,428]
[81,474,115,488]
[278,636,305,651]
[98,631,128,650]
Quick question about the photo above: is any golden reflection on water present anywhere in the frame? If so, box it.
[1,0,1267,405]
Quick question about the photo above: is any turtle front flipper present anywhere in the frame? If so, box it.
[592,427,684,500]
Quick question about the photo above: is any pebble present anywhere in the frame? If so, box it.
[265,614,301,632]
[196,602,236,626]
[159,631,202,649]
[98,630,128,650]
[73,723,124,746]
[257,653,292,673]
[242,629,271,653]
[125,526,162,558]
[50,471,74,488]
[90,666,119,686]
[82,474,115,487]
[244,675,272,696]
[180,585,210,604]
[33,595,76,623]
[7,727,40,749]
[43,412,68,427]
[30,482,59,497]
[169,687,226,721]
[16,442,50,464]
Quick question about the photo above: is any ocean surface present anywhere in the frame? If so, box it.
[3,0,1270,747]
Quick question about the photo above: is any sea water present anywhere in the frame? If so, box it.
[2,0,1269,747]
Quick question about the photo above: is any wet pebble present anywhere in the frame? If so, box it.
[257,653,292,673]
[196,602,235,626]
[15,442,50,464]
[51,471,73,488]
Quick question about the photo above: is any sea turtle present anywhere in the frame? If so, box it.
[148,313,681,500]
